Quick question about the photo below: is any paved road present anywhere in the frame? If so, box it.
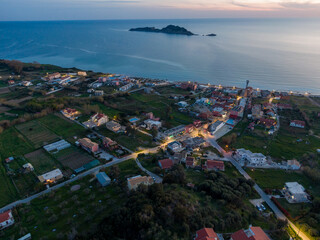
[136,159,163,183]
[205,135,310,240]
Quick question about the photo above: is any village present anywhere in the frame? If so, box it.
[0,60,320,239]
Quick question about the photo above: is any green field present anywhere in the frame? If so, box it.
[0,127,34,158]
[15,120,59,148]
[0,162,19,208]
[25,149,61,175]
[38,114,89,140]
[246,168,320,196]
[98,127,156,151]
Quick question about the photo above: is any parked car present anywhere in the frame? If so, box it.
[256,205,262,211]
[260,204,266,211]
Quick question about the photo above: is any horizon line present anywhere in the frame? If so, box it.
[1,16,320,23]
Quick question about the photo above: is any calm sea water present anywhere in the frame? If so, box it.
[0,19,320,93]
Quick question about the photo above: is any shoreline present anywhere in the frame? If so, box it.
[2,58,320,96]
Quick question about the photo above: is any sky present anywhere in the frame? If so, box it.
[1,0,320,21]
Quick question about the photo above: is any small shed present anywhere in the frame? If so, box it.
[96,172,111,187]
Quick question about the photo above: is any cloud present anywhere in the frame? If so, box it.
[280,1,320,8]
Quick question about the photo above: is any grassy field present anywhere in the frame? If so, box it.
[246,168,320,196]
[38,114,89,140]
[0,162,19,208]
[15,120,59,148]
[53,146,94,171]
[277,198,311,219]
[220,115,320,160]
[98,127,157,151]
[25,149,61,175]
[0,127,34,158]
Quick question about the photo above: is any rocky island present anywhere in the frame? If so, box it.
[129,25,195,36]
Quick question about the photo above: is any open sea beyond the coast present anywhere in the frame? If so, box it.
[0,18,320,93]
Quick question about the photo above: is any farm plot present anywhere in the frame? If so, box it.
[54,147,95,171]
[15,120,59,148]
[25,149,60,175]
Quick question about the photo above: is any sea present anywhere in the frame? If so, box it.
[0,18,320,93]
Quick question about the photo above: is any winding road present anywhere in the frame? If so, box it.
[205,134,310,240]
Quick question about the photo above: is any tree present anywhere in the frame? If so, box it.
[108,165,120,180]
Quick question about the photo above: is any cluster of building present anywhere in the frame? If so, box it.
[83,113,109,129]
[248,102,278,133]
[42,72,83,86]
[161,120,202,140]
[195,225,270,240]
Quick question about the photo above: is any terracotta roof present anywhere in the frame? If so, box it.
[186,157,194,167]
[78,138,98,148]
[0,210,12,223]
[250,226,270,240]
[231,229,249,240]
[158,159,174,169]
[195,228,219,240]
[205,160,224,170]
[231,227,270,240]
[128,175,153,188]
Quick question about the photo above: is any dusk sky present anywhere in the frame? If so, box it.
[1,0,320,21]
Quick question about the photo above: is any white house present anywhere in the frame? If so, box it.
[0,210,15,230]
[290,120,305,128]
[236,148,267,165]
[119,83,134,92]
[38,169,63,183]
[178,101,188,108]
[23,163,34,171]
[144,119,162,130]
[283,182,308,203]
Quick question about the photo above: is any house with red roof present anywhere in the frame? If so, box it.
[158,159,174,170]
[277,103,292,110]
[185,124,195,133]
[203,160,225,171]
[194,227,221,240]
[259,118,276,129]
[61,108,80,119]
[193,120,202,128]
[0,210,15,230]
[185,157,195,168]
[231,226,270,240]
[290,120,305,129]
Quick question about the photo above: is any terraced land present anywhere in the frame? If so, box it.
[15,120,59,148]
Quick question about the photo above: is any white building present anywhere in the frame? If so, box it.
[208,120,224,135]
[144,119,162,130]
[23,163,34,171]
[119,83,134,92]
[38,169,63,183]
[178,101,188,108]
[283,182,308,203]
[0,210,15,230]
[236,148,267,165]
[43,140,71,152]
[167,141,184,153]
